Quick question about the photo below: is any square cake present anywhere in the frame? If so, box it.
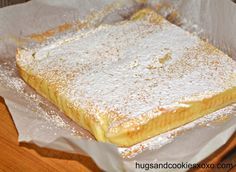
[16,9,236,146]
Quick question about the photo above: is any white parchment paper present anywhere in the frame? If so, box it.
[0,0,236,171]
